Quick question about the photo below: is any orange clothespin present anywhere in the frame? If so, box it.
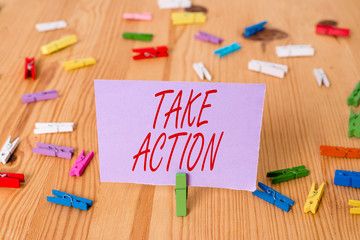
[320,146,360,158]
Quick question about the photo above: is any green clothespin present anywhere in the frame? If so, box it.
[122,32,153,41]
[266,165,309,184]
[349,108,360,138]
[347,81,360,107]
[175,173,188,217]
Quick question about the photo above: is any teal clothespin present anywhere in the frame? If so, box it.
[267,165,309,183]
[349,108,360,138]
[214,42,241,58]
[175,173,188,217]
[347,81,360,107]
[122,32,153,41]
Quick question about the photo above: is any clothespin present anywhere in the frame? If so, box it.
[244,21,267,37]
[32,143,74,159]
[158,0,191,9]
[132,46,168,60]
[175,173,188,216]
[304,182,325,214]
[349,200,360,214]
[193,62,212,81]
[61,57,96,71]
[122,32,153,41]
[25,57,36,80]
[347,81,360,107]
[252,182,294,212]
[69,150,94,177]
[248,60,288,78]
[194,30,223,44]
[41,35,77,55]
[34,122,74,134]
[214,42,241,58]
[0,172,24,188]
[36,20,67,32]
[122,13,152,21]
[267,165,309,183]
[334,170,360,188]
[47,189,92,211]
[348,108,360,138]
[22,90,59,103]
[314,68,330,87]
[0,136,20,164]
[316,25,350,37]
[320,146,360,158]
[276,45,315,57]
[171,12,206,25]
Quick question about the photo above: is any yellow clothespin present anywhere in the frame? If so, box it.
[41,35,78,55]
[171,12,206,25]
[304,182,325,214]
[62,57,96,71]
[349,200,360,214]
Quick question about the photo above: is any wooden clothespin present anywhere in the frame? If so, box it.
[41,35,77,55]
[348,108,360,138]
[347,81,360,107]
[32,143,74,159]
[175,173,188,216]
[22,90,59,103]
[313,68,330,87]
[320,146,360,158]
[193,62,212,81]
[334,170,360,188]
[248,60,288,79]
[244,21,267,37]
[34,122,74,134]
[123,32,153,41]
[214,42,241,58]
[194,30,223,44]
[122,13,152,21]
[25,57,36,80]
[0,136,20,164]
[349,200,360,214]
[276,45,315,57]
[61,57,96,71]
[316,25,350,37]
[36,20,67,32]
[304,182,325,214]
[69,150,94,177]
[171,12,206,25]
[266,165,309,183]
[47,189,92,211]
[0,172,24,188]
[132,46,168,60]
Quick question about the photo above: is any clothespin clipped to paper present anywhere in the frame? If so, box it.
[214,42,241,58]
[32,143,74,159]
[41,35,77,55]
[334,170,360,188]
[158,0,191,9]
[194,30,223,44]
[132,46,168,60]
[276,45,315,57]
[69,150,94,177]
[61,58,96,71]
[248,60,288,78]
[47,189,92,211]
[0,172,24,188]
[171,12,206,25]
[267,165,309,183]
[349,200,360,214]
[244,21,267,37]
[34,122,74,134]
[0,136,20,164]
[175,173,188,217]
[36,20,67,32]
[304,182,325,214]
[193,62,212,81]
[316,25,350,37]
[123,32,153,41]
[22,90,59,103]
[25,57,36,80]
[347,81,360,107]
[314,68,330,87]
[348,108,360,138]
[252,182,294,212]
[320,146,360,158]
[123,13,152,21]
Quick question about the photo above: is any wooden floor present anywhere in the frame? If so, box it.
[0,0,359,239]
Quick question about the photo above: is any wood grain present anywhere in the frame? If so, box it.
[0,0,359,239]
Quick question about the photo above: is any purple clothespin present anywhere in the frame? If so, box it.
[69,150,94,177]
[22,90,59,103]
[194,30,223,44]
[32,143,74,159]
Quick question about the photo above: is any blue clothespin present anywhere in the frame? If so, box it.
[47,189,93,211]
[244,21,267,37]
[334,170,360,188]
[214,42,241,58]
[252,182,294,212]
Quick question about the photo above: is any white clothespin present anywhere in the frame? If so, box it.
[0,136,20,164]
[158,0,191,9]
[36,21,67,32]
[313,68,330,87]
[248,60,288,78]
[193,62,212,81]
[276,45,315,57]
[34,122,74,134]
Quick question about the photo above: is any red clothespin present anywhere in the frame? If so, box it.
[25,57,36,79]
[320,146,360,158]
[132,46,168,60]
[0,172,25,188]
[316,25,350,37]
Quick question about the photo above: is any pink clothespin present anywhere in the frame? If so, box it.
[69,150,94,177]
[122,13,152,21]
